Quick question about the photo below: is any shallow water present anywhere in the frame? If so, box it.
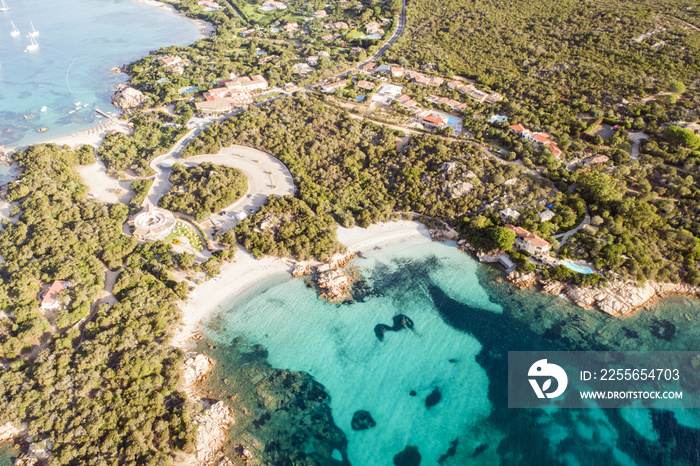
[203,235,700,465]
[0,0,200,147]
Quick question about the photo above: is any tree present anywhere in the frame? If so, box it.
[491,226,515,251]
[663,126,700,150]
[669,81,686,94]
[576,172,623,204]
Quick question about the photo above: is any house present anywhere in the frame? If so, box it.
[319,50,331,57]
[537,209,556,223]
[260,0,286,10]
[395,94,421,112]
[365,21,384,36]
[498,207,521,222]
[375,64,392,74]
[283,22,299,33]
[307,56,319,66]
[196,99,234,115]
[419,111,448,130]
[509,123,562,157]
[357,80,375,90]
[197,0,221,10]
[426,95,467,112]
[584,154,609,166]
[321,80,347,93]
[41,280,68,311]
[321,33,335,41]
[390,66,405,77]
[371,83,403,104]
[293,63,313,74]
[350,46,365,54]
[313,9,328,18]
[240,29,256,38]
[362,62,376,71]
[221,74,268,92]
[324,21,349,29]
[505,224,551,255]
[485,93,503,104]
[159,56,183,67]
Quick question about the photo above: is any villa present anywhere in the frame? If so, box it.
[321,33,336,41]
[197,0,221,10]
[293,63,313,74]
[505,224,551,255]
[365,21,384,36]
[418,111,448,130]
[499,207,521,222]
[196,99,234,115]
[426,95,467,112]
[260,0,286,10]
[324,21,349,29]
[372,83,403,105]
[585,154,609,166]
[537,209,556,223]
[283,22,299,33]
[41,280,69,311]
[395,94,421,113]
[321,80,348,93]
[509,123,562,157]
[221,75,268,92]
[357,80,375,90]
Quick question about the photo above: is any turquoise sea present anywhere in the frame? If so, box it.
[202,233,700,465]
[0,0,200,148]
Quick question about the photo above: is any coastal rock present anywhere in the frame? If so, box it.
[291,264,310,277]
[192,401,236,465]
[557,280,699,317]
[183,353,214,400]
[457,239,476,254]
[540,280,565,295]
[111,86,146,109]
[425,387,442,409]
[430,229,459,242]
[394,445,422,466]
[505,271,536,289]
[444,181,473,198]
[317,269,352,302]
[0,422,27,441]
[351,410,376,431]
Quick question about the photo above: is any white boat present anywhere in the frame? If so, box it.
[26,35,38,52]
[0,0,9,12]
[10,21,19,37]
[75,102,81,107]
[28,21,38,37]
[40,106,47,112]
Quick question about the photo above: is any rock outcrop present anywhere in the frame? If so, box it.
[191,402,236,466]
[506,271,536,289]
[429,228,459,242]
[291,264,310,277]
[111,86,146,109]
[183,353,214,401]
[317,269,352,302]
[540,279,700,317]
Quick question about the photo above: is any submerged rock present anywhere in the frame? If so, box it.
[374,314,415,341]
[425,387,441,409]
[351,410,376,431]
[394,445,422,466]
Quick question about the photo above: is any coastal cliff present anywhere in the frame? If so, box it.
[111,85,146,110]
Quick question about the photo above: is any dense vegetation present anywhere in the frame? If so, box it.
[97,112,187,175]
[129,0,400,106]
[236,195,344,261]
[387,0,699,122]
[159,162,248,220]
[0,144,197,463]
[185,95,556,255]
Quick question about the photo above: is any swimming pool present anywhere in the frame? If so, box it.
[563,261,593,274]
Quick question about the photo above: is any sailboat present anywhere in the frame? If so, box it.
[10,21,19,37]
[0,0,9,12]
[28,21,38,37]
[26,35,38,52]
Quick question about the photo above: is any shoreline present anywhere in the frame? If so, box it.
[171,220,431,349]
[2,0,213,156]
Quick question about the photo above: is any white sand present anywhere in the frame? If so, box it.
[171,220,431,348]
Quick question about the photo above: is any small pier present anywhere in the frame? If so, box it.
[95,107,115,120]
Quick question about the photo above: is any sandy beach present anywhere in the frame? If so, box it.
[171,220,431,348]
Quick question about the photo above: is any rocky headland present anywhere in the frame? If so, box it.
[111,85,147,110]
